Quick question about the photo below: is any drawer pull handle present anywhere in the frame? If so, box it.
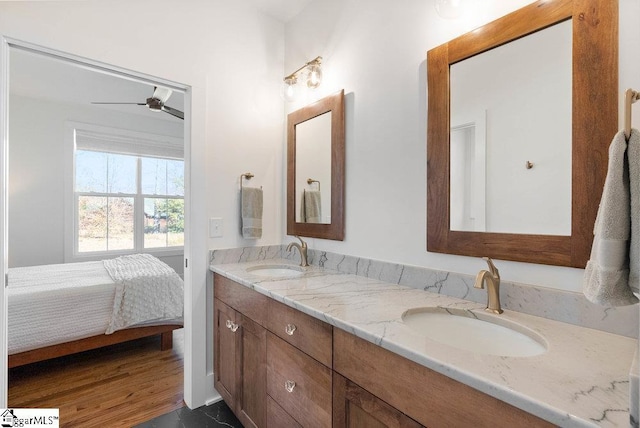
[284,380,296,393]
[229,322,239,333]
[285,324,297,336]
[225,319,233,329]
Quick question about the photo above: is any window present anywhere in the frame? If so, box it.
[71,127,184,257]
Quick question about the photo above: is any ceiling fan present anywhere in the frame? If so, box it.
[92,86,184,120]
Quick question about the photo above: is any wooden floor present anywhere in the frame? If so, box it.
[8,329,185,427]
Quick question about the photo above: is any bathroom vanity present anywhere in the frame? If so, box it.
[211,260,636,427]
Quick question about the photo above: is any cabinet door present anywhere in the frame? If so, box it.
[333,373,423,428]
[214,298,238,409]
[237,314,267,428]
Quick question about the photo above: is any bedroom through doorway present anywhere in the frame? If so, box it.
[3,42,190,422]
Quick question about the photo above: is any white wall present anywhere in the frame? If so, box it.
[8,94,184,273]
[0,0,285,409]
[284,0,640,293]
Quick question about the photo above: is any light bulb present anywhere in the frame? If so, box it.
[435,0,464,19]
[282,77,298,102]
[306,64,322,89]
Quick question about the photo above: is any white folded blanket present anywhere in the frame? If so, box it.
[583,129,640,306]
[104,254,184,333]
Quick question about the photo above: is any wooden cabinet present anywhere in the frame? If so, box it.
[267,299,333,367]
[214,274,269,428]
[333,329,554,428]
[214,273,554,428]
[267,396,302,428]
[213,299,238,408]
[267,333,332,428]
[236,313,267,428]
[333,372,423,428]
[214,273,333,428]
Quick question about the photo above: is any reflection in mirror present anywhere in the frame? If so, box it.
[427,0,618,267]
[287,90,345,241]
[295,111,332,224]
[449,20,572,235]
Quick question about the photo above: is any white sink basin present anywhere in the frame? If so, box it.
[401,307,547,357]
[246,264,305,278]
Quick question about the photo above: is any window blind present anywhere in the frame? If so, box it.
[75,129,183,160]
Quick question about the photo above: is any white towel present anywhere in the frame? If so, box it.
[242,187,263,239]
[300,190,322,223]
[583,129,639,306]
[629,128,640,294]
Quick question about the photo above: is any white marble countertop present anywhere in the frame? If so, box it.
[210,259,638,427]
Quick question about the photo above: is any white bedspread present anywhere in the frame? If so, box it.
[104,254,184,334]
[8,255,184,355]
[8,261,116,354]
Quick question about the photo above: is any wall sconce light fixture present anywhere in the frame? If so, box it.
[434,0,464,19]
[282,56,323,102]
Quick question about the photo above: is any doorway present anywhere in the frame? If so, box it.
[0,39,192,412]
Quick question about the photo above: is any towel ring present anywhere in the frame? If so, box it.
[241,172,261,190]
[307,178,320,192]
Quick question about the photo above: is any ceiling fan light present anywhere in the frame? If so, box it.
[152,86,173,103]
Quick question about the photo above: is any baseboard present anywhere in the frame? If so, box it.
[205,372,222,406]
[205,394,223,406]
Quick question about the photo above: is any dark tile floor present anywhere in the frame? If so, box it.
[134,400,243,428]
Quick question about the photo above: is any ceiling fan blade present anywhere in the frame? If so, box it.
[91,102,147,105]
[153,86,173,103]
[161,105,184,120]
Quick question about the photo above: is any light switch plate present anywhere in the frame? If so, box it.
[209,217,223,238]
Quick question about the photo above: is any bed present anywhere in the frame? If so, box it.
[7,253,184,368]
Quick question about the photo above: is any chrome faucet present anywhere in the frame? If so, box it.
[287,236,309,267]
[474,257,503,314]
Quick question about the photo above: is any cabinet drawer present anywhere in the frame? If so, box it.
[334,329,554,428]
[268,298,332,367]
[214,273,268,326]
[267,333,332,428]
[267,396,302,428]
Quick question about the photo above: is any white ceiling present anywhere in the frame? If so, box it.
[246,0,313,22]
[7,0,310,121]
[9,48,185,123]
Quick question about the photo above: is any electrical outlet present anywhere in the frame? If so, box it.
[209,217,223,238]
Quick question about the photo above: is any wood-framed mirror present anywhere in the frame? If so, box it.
[427,0,618,267]
[287,90,345,240]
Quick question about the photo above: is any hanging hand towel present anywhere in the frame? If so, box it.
[301,189,322,223]
[583,129,639,306]
[628,128,640,294]
[241,187,263,239]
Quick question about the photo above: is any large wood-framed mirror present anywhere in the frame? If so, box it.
[287,90,345,240]
[427,0,618,267]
